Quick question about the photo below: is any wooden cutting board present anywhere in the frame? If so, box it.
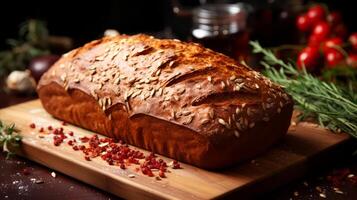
[0,100,353,200]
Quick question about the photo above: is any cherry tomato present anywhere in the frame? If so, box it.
[349,33,357,50]
[308,34,322,47]
[333,23,348,39]
[296,14,311,32]
[311,22,330,43]
[325,49,344,67]
[297,46,320,70]
[307,5,326,26]
[322,37,343,53]
[327,11,342,26]
[346,53,357,67]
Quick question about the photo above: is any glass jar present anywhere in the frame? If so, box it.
[190,3,251,61]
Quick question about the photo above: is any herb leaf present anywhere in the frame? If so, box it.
[250,41,357,138]
[0,120,22,158]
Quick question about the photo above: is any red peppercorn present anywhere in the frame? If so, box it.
[68,131,74,136]
[22,167,31,175]
[325,49,344,67]
[307,5,326,26]
[29,123,36,129]
[160,166,166,172]
[39,127,44,132]
[120,163,126,169]
[297,46,320,70]
[107,159,114,165]
[54,139,62,146]
[80,137,89,143]
[159,171,166,178]
[173,163,181,169]
[61,121,67,126]
[84,156,91,161]
[146,169,154,177]
[47,126,53,131]
[349,33,357,50]
[296,14,311,32]
[73,146,79,151]
[67,140,74,146]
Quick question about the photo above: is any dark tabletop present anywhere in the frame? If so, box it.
[1,88,356,200]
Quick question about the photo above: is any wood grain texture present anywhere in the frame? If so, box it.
[0,100,352,200]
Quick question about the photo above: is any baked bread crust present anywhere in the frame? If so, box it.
[37,34,293,169]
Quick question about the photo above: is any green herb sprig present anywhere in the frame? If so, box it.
[250,41,357,138]
[0,120,22,158]
[0,19,50,78]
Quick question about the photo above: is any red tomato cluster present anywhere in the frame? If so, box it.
[296,5,357,70]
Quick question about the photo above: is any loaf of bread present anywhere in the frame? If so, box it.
[37,34,293,169]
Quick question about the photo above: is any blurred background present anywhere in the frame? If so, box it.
[0,0,356,93]
[1,0,355,47]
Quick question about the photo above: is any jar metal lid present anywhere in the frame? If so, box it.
[193,3,250,27]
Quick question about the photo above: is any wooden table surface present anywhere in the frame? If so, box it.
[1,88,356,200]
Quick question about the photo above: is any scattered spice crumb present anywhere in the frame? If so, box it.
[51,171,56,178]
[333,187,344,194]
[128,174,135,178]
[35,179,44,184]
[303,181,308,187]
[293,191,299,196]
[315,186,323,193]
[319,193,326,198]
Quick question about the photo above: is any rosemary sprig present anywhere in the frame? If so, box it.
[250,41,357,138]
[0,19,50,78]
[0,120,22,158]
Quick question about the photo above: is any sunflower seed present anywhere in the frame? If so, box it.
[182,111,191,116]
[177,88,186,94]
[218,118,230,129]
[155,69,162,76]
[221,81,226,89]
[60,73,67,82]
[201,118,210,124]
[171,110,176,119]
[114,77,120,85]
[157,88,163,96]
[235,107,241,115]
[208,110,214,119]
[183,115,194,125]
